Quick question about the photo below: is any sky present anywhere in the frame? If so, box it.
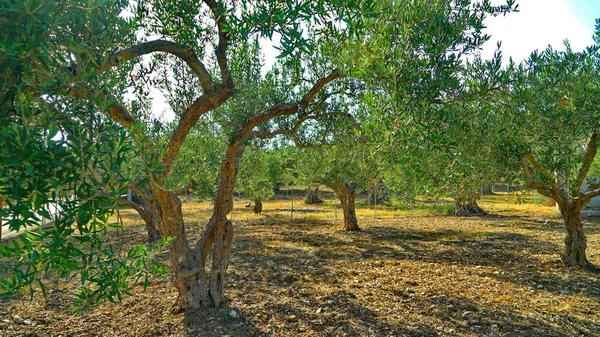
[481,0,598,62]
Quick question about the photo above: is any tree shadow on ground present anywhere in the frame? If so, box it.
[226,218,600,336]
[235,216,600,297]
[482,213,600,235]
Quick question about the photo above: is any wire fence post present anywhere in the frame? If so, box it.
[374,184,378,218]
[290,184,294,222]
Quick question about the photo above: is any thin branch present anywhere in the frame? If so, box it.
[100,39,214,91]
[572,133,598,196]
[524,154,556,188]
[299,70,345,110]
[237,70,345,144]
[204,0,232,86]
[520,156,561,208]
[582,188,600,200]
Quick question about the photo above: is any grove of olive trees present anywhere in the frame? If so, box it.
[2,0,600,336]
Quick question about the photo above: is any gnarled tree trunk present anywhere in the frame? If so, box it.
[195,144,244,307]
[453,195,487,216]
[153,187,206,309]
[253,197,262,214]
[333,180,360,231]
[146,144,244,309]
[305,186,323,204]
[560,202,596,270]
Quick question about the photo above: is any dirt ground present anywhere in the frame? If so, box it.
[1,193,599,337]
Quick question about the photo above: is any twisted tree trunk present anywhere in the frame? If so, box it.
[560,203,596,270]
[154,188,206,309]
[333,181,360,231]
[253,198,263,214]
[453,193,487,217]
[196,144,244,307]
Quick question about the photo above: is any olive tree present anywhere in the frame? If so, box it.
[501,44,600,270]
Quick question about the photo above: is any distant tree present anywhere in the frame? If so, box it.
[332,0,516,216]
[236,146,280,214]
[298,144,376,231]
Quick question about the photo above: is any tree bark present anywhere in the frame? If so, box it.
[560,203,596,271]
[453,193,487,216]
[333,181,360,231]
[153,188,206,309]
[253,198,262,214]
[123,188,162,242]
[193,144,245,308]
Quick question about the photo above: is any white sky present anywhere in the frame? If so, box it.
[480,0,596,63]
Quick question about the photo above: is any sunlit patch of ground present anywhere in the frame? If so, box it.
[2,192,599,337]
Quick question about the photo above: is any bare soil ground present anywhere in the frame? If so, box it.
[1,193,599,337]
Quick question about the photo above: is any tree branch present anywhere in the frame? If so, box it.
[204,0,232,86]
[520,156,561,208]
[524,154,556,188]
[161,84,232,174]
[237,70,345,144]
[100,39,214,91]
[572,133,598,196]
[249,112,358,141]
[299,70,345,110]
[581,188,600,200]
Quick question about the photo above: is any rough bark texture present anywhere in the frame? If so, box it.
[253,198,262,214]
[193,144,245,308]
[305,187,323,204]
[333,181,360,231]
[560,203,597,271]
[453,195,487,217]
[152,188,206,309]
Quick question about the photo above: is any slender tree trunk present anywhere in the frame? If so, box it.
[334,182,360,231]
[453,193,487,216]
[253,197,262,214]
[561,203,596,270]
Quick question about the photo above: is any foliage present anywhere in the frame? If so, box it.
[0,0,170,307]
[236,146,278,201]
[500,44,600,187]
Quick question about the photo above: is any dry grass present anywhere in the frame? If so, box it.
[2,192,600,337]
